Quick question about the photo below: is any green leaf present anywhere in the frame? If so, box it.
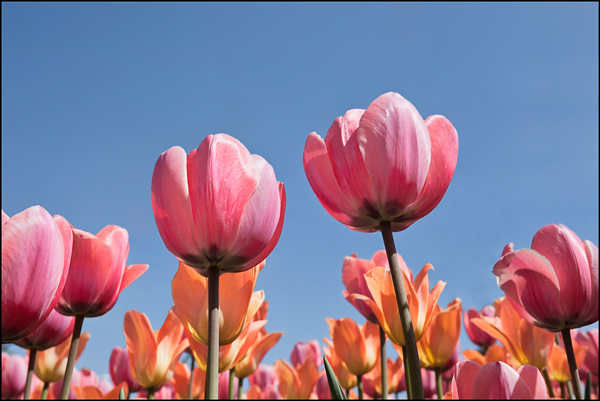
[324,356,347,400]
[119,386,125,400]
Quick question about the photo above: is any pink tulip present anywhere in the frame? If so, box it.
[138,381,176,399]
[2,206,72,343]
[303,92,458,233]
[248,364,278,390]
[218,370,238,399]
[421,368,437,399]
[151,133,286,276]
[493,224,598,331]
[1,352,28,399]
[290,340,322,369]
[15,309,75,351]
[109,346,142,393]
[55,225,148,317]
[463,306,496,348]
[451,361,548,399]
[573,329,599,380]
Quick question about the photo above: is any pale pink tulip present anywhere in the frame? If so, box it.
[15,309,75,351]
[452,361,548,399]
[493,224,598,331]
[151,133,286,275]
[463,306,496,348]
[55,225,148,317]
[1,352,28,399]
[2,206,72,342]
[303,92,458,233]
[290,340,322,369]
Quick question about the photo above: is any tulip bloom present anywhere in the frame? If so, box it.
[15,309,75,351]
[55,225,148,317]
[151,133,286,276]
[109,346,142,393]
[171,261,264,345]
[573,329,598,380]
[354,263,445,346]
[452,361,548,399]
[303,92,458,233]
[123,310,189,391]
[2,206,72,343]
[290,340,322,369]
[418,299,462,369]
[326,317,380,377]
[234,329,283,379]
[248,364,282,399]
[342,250,392,323]
[172,361,205,399]
[463,305,496,349]
[274,358,320,399]
[470,297,554,370]
[493,224,598,332]
[34,331,90,383]
[2,352,28,399]
[322,340,357,391]
[547,341,587,384]
[363,356,405,397]
[462,343,509,366]
[71,382,128,400]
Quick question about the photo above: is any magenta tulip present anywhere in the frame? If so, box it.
[464,306,497,348]
[109,346,142,393]
[151,133,286,276]
[303,92,458,233]
[55,225,148,317]
[15,309,75,351]
[2,352,28,399]
[452,361,548,399]
[2,206,72,343]
[493,224,598,332]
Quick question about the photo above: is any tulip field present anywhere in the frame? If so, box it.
[2,3,598,400]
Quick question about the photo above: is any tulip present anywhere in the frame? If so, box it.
[327,318,379,378]
[463,305,496,350]
[462,343,509,366]
[171,260,264,346]
[274,358,320,400]
[138,381,176,399]
[573,329,598,384]
[71,382,128,400]
[547,341,587,385]
[362,356,404,398]
[2,206,72,343]
[290,340,322,369]
[34,331,90,384]
[2,352,28,399]
[172,360,205,399]
[420,368,437,399]
[123,310,189,395]
[452,361,548,399]
[248,364,282,399]
[322,339,357,391]
[234,328,283,379]
[109,346,142,393]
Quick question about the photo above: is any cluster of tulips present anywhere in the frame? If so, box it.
[2,92,598,400]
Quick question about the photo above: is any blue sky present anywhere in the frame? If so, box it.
[2,1,598,390]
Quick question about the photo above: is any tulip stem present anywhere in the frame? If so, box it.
[237,376,244,400]
[41,381,50,400]
[147,387,155,399]
[562,328,583,400]
[584,371,591,400]
[357,374,363,400]
[60,315,84,400]
[189,355,195,400]
[229,368,235,399]
[402,346,412,399]
[24,348,36,400]
[541,367,555,398]
[380,221,423,399]
[205,266,220,400]
[379,326,388,400]
[435,368,443,399]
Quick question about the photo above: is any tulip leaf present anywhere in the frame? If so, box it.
[324,356,347,400]
[119,386,125,400]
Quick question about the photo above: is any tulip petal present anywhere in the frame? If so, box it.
[582,240,599,325]
[472,362,535,399]
[517,364,548,399]
[124,311,158,388]
[452,360,480,399]
[119,264,149,292]
[171,262,209,344]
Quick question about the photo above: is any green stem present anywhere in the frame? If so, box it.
[584,371,591,400]
[60,315,84,399]
[541,367,555,398]
[435,368,443,399]
[379,325,388,400]
[189,356,195,400]
[237,376,243,400]
[228,368,235,399]
[561,382,566,399]
[41,382,50,400]
[568,381,575,400]
[205,266,220,400]
[381,220,423,400]
[562,328,583,399]
[147,387,155,399]
[357,375,363,400]
[345,388,350,398]
[24,348,36,400]
[402,346,412,399]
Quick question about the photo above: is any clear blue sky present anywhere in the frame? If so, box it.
[2,2,598,388]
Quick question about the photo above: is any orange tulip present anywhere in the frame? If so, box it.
[363,356,405,397]
[171,260,264,346]
[274,358,320,399]
[418,299,462,369]
[33,331,90,383]
[547,341,587,383]
[71,382,128,399]
[186,319,267,373]
[352,263,445,346]
[470,297,554,369]
[234,329,283,379]
[171,360,205,399]
[462,343,509,366]
[326,317,380,377]
[123,309,189,390]
[323,339,357,390]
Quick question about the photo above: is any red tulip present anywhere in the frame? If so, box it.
[303,92,458,233]
[15,309,75,351]
[55,225,148,317]
[452,361,548,399]
[2,206,72,343]
[493,224,598,331]
[151,133,286,276]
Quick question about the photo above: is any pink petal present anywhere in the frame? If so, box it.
[452,360,481,399]
[582,240,599,325]
[471,362,534,399]
[517,364,549,399]
[357,92,431,219]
